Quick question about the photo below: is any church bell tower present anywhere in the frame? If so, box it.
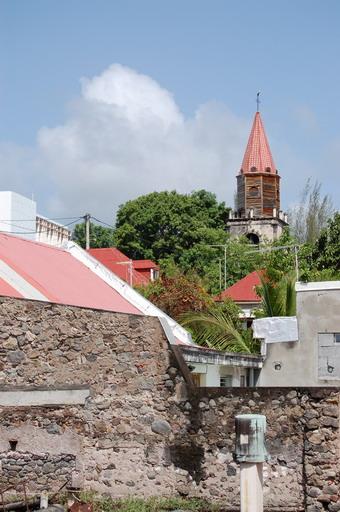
[227,106,288,243]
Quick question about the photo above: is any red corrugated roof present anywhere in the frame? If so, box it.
[88,247,130,263]
[133,259,159,270]
[88,249,156,286]
[215,271,262,303]
[241,112,276,174]
[0,277,23,299]
[0,234,141,314]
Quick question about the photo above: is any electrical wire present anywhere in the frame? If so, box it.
[0,217,83,235]
[91,216,115,230]
[0,216,83,222]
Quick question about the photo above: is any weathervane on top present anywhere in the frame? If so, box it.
[256,91,261,112]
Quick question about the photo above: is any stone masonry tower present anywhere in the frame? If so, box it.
[226,109,288,243]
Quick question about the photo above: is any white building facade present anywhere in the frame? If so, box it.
[0,191,71,247]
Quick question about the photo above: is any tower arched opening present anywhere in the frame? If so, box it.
[246,233,260,245]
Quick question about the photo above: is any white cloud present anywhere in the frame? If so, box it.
[81,64,183,129]
[293,105,319,134]
[1,64,337,223]
[34,64,249,220]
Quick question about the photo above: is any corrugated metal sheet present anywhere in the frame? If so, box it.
[0,233,140,314]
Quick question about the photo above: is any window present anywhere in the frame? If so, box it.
[250,166,257,172]
[220,375,233,387]
[240,375,246,387]
[318,333,340,379]
[265,167,271,172]
[248,186,260,198]
[9,440,18,451]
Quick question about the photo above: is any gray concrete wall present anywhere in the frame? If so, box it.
[226,218,285,243]
[258,283,340,387]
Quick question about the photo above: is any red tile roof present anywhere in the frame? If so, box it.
[241,112,276,174]
[0,234,140,314]
[215,271,262,303]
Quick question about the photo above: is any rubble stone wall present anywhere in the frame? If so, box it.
[0,297,339,511]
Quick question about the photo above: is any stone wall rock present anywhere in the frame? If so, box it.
[0,297,339,510]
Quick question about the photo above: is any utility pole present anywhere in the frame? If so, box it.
[219,259,222,291]
[207,244,228,291]
[245,244,301,281]
[224,245,227,290]
[294,245,299,281]
[84,213,91,250]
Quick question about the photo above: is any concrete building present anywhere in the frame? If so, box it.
[226,110,288,243]
[0,191,71,246]
[253,281,340,386]
[36,215,71,246]
[180,345,262,387]
[0,191,36,240]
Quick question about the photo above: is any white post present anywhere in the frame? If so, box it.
[40,491,49,509]
[240,462,263,512]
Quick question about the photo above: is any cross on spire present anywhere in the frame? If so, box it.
[256,92,261,112]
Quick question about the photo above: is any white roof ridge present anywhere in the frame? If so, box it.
[67,241,195,346]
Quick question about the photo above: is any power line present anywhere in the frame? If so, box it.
[0,217,83,235]
[0,216,82,222]
[91,216,115,230]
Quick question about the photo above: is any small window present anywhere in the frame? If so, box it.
[9,440,18,451]
[334,333,340,343]
[265,167,271,172]
[250,166,257,172]
[240,375,246,387]
[220,375,233,387]
[248,186,260,198]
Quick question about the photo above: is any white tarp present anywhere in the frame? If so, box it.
[252,316,298,343]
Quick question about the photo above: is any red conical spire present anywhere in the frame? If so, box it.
[240,112,276,174]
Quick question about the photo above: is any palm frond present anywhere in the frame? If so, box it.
[180,309,258,354]
[257,270,296,317]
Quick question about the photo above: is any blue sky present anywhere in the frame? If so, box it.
[0,0,339,219]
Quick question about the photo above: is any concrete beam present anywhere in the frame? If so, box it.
[0,387,90,406]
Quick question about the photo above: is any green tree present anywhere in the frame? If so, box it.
[312,212,340,273]
[137,269,214,320]
[114,190,229,260]
[180,308,259,354]
[114,190,236,293]
[73,222,115,248]
[255,270,296,317]
[289,179,334,244]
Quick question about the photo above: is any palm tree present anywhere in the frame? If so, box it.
[180,308,260,354]
[256,270,296,317]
